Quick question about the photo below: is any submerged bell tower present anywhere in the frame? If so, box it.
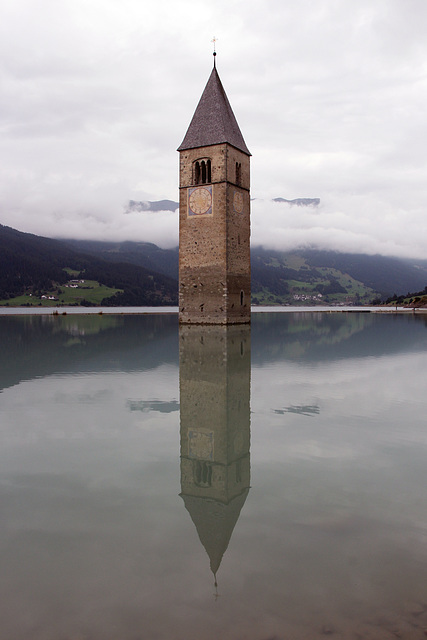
[178,53,251,324]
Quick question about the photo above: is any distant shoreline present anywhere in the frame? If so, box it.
[0,305,425,316]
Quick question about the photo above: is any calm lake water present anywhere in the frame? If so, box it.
[1,312,427,640]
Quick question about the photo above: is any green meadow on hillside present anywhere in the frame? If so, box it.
[0,279,122,307]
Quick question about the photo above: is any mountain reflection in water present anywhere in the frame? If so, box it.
[1,312,427,639]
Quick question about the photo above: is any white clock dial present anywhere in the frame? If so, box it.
[189,187,212,215]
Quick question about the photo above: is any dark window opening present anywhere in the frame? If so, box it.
[194,461,212,487]
[194,158,212,185]
[240,290,244,306]
[236,162,242,185]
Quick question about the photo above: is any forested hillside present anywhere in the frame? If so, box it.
[65,239,427,305]
[2,224,426,307]
[0,225,178,306]
[251,248,427,304]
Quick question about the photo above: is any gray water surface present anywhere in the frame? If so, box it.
[1,312,427,639]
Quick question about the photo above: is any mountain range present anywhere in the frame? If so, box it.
[124,196,320,212]
[1,222,427,307]
[66,239,427,305]
[125,199,178,213]
[0,224,178,306]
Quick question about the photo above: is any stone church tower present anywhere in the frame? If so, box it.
[178,56,251,324]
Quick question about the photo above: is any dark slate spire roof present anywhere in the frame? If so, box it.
[178,66,250,156]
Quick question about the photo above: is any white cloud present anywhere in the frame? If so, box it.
[251,196,427,258]
[1,0,427,257]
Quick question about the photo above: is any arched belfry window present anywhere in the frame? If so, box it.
[193,158,211,185]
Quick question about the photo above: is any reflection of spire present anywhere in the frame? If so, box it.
[214,574,219,601]
[181,489,249,575]
[179,325,251,583]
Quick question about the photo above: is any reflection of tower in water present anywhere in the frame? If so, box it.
[179,325,251,589]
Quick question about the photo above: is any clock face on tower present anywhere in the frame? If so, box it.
[188,186,212,216]
[233,191,244,213]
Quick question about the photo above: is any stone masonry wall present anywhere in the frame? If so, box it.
[179,143,250,324]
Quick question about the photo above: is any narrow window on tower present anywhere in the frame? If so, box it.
[201,161,206,183]
[194,461,212,487]
[207,159,211,183]
[236,162,242,185]
[240,290,244,306]
[194,161,200,184]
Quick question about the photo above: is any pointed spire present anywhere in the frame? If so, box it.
[178,64,250,156]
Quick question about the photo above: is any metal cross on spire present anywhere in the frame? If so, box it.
[211,36,218,66]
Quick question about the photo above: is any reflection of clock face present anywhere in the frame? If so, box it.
[188,429,214,460]
[233,191,244,213]
[189,187,212,215]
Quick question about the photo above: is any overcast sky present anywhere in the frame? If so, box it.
[1,0,427,258]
